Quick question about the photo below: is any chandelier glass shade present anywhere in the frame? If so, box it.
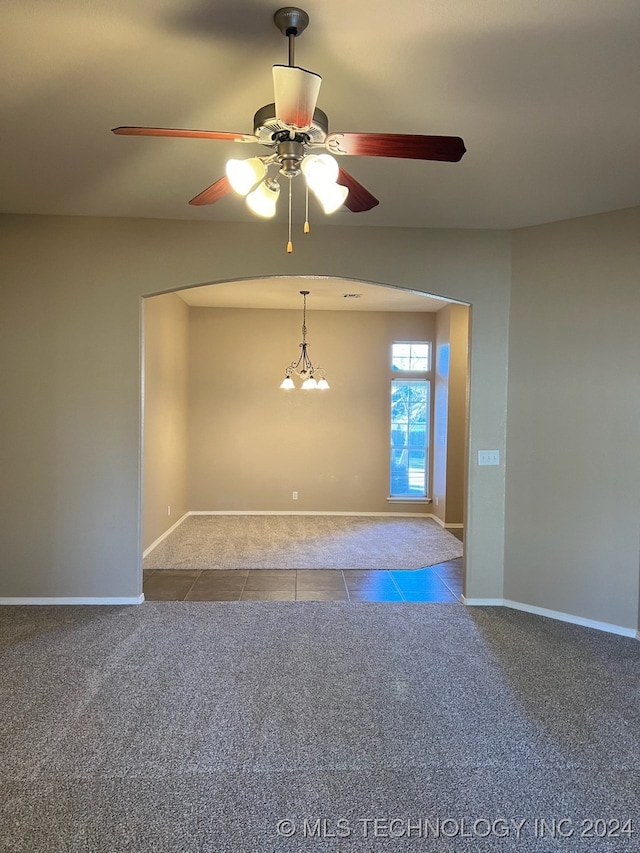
[280,290,329,390]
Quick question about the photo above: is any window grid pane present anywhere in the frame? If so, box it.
[391,342,431,372]
[390,379,430,498]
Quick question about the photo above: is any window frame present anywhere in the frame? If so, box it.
[391,341,432,373]
[388,340,433,501]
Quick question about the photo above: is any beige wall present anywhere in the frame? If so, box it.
[432,312,449,523]
[143,292,189,550]
[1,209,637,629]
[432,305,469,526]
[506,207,640,630]
[0,214,510,600]
[187,307,435,513]
[446,305,470,526]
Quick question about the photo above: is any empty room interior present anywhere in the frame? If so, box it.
[142,281,469,602]
[0,1,639,851]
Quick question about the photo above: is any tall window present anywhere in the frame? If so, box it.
[390,343,431,498]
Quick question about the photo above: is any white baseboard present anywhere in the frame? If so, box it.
[463,596,637,638]
[188,510,432,518]
[143,512,189,557]
[429,514,464,530]
[503,599,637,638]
[0,595,145,606]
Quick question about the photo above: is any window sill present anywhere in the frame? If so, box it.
[387,497,431,503]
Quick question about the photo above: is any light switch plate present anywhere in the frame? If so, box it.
[478,450,500,466]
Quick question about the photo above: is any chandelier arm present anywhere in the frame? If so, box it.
[301,342,314,374]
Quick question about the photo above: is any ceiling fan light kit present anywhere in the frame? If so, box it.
[225,157,268,196]
[112,7,466,252]
[246,178,281,218]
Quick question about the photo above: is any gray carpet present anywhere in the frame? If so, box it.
[144,514,463,571]
[1,602,638,852]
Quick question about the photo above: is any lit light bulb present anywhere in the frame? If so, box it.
[246,179,280,218]
[280,375,295,390]
[225,158,267,196]
[311,181,349,214]
[301,154,339,191]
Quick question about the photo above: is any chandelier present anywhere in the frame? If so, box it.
[280,291,329,390]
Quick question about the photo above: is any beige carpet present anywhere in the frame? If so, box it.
[144,514,463,571]
[2,603,637,852]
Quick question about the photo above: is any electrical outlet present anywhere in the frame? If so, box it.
[292,491,298,500]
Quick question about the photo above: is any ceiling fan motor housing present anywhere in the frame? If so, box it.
[253,104,329,146]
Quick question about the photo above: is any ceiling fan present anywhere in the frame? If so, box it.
[112,6,466,249]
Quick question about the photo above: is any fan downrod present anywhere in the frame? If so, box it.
[273,7,309,38]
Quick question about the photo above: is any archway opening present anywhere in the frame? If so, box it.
[140,275,470,602]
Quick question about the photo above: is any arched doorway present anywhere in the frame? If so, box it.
[140,275,469,602]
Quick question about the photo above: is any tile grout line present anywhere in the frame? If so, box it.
[433,567,463,597]
[239,570,251,601]
[388,570,406,602]
[341,571,351,602]
[183,571,203,601]
[439,576,463,601]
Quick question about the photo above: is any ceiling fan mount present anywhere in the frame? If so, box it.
[111,6,466,226]
[273,6,310,38]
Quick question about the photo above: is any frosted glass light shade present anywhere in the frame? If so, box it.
[273,65,322,129]
[280,375,295,390]
[312,181,349,214]
[226,158,267,196]
[316,377,330,390]
[301,375,318,389]
[301,154,339,191]
[246,180,280,218]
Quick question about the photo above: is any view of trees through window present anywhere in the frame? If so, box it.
[390,378,430,498]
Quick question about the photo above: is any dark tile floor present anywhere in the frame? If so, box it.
[143,558,463,603]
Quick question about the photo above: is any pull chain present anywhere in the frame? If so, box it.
[286,177,293,254]
[304,182,310,234]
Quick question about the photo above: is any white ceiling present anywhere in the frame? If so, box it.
[1,0,639,230]
[176,276,452,311]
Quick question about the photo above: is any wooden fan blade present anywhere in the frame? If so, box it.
[336,168,379,213]
[112,126,255,142]
[326,133,466,162]
[189,176,232,206]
